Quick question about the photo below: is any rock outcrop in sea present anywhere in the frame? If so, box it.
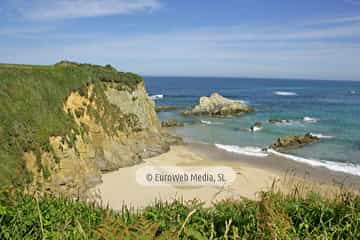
[183,93,254,116]
[270,133,319,150]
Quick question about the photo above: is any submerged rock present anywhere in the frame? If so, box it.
[250,122,263,132]
[270,133,319,150]
[155,105,178,112]
[183,93,254,116]
[269,119,292,124]
[161,119,184,128]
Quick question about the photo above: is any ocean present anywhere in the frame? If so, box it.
[144,76,360,176]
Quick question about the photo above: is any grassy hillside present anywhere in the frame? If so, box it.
[0,189,359,239]
[0,61,142,187]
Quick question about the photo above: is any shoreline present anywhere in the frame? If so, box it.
[173,129,360,189]
[95,135,360,210]
[185,140,360,191]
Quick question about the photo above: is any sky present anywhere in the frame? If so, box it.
[1,0,360,81]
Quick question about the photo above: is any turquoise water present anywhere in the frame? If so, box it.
[145,77,360,171]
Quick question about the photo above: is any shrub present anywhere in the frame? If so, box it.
[1,189,359,239]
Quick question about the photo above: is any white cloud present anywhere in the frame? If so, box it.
[2,22,360,80]
[17,0,161,20]
[167,24,360,41]
[1,7,360,80]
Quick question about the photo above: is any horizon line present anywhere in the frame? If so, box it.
[142,74,360,82]
[1,61,359,82]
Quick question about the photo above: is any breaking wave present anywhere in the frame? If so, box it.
[273,91,297,96]
[201,120,223,125]
[250,126,263,132]
[215,144,268,157]
[214,144,359,176]
[267,149,360,176]
[310,133,334,139]
[150,94,164,100]
[303,116,319,123]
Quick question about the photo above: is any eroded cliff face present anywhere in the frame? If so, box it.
[23,81,181,196]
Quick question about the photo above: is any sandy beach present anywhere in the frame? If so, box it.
[95,141,360,210]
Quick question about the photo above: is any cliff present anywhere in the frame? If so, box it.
[0,61,180,196]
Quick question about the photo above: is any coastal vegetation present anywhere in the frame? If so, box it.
[0,187,359,239]
[0,61,142,187]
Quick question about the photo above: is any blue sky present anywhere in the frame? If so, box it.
[1,0,360,80]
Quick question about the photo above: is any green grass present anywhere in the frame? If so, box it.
[0,189,359,239]
[0,61,142,187]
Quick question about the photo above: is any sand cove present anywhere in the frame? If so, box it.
[94,141,360,210]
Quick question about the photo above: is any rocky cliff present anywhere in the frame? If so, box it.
[0,61,180,196]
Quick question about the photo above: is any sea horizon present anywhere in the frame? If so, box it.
[143,75,360,83]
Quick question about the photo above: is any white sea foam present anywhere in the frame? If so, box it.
[267,149,360,176]
[310,133,334,139]
[250,126,263,132]
[150,94,164,100]
[269,119,297,126]
[234,99,249,105]
[303,116,319,123]
[215,144,268,157]
[273,91,297,96]
[200,120,223,125]
[270,117,318,125]
[201,120,212,125]
[214,143,360,176]
[350,90,357,95]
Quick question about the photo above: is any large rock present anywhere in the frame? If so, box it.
[183,93,254,116]
[161,119,184,128]
[270,133,319,150]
